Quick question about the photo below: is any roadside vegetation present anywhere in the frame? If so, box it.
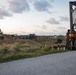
[0,36,68,63]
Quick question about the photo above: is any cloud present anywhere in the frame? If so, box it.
[34,25,47,30]
[47,0,54,3]
[0,4,12,19]
[57,26,66,29]
[34,29,65,35]
[34,0,52,12]
[34,30,51,35]
[59,16,69,21]
[50,0,54,2]
[42,25,47,29]
[46,18,60,24]
[52,29,66,35]
[33,25,40,28]
[7,0,30,13]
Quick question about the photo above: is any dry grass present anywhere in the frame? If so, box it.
[0,38,67,63]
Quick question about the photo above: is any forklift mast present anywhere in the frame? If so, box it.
[69,1,76,33]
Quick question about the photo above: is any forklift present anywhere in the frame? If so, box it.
[66,1,76,50]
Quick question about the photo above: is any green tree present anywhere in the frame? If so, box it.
[29,34,36,39]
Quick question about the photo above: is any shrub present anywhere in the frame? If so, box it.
[0,46,9,53]
[57,38,62,43]
[42,47,49,52]
[14,45,21,52]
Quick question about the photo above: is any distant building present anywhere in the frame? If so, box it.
[35,36,51,40]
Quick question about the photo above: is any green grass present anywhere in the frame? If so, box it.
[0,44,68,63]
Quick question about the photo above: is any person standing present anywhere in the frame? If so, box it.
[66,29,70,50]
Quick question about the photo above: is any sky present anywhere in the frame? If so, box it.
[0,0,75,35]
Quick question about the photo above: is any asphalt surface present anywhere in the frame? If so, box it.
[0,51,76,75]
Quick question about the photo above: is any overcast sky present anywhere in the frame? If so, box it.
[0,0,75,35]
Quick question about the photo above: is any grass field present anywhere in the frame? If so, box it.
[0,37,67,63]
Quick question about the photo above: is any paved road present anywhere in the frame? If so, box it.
[0,51,76,75]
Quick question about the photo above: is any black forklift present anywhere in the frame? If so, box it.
[66,1,76,50]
